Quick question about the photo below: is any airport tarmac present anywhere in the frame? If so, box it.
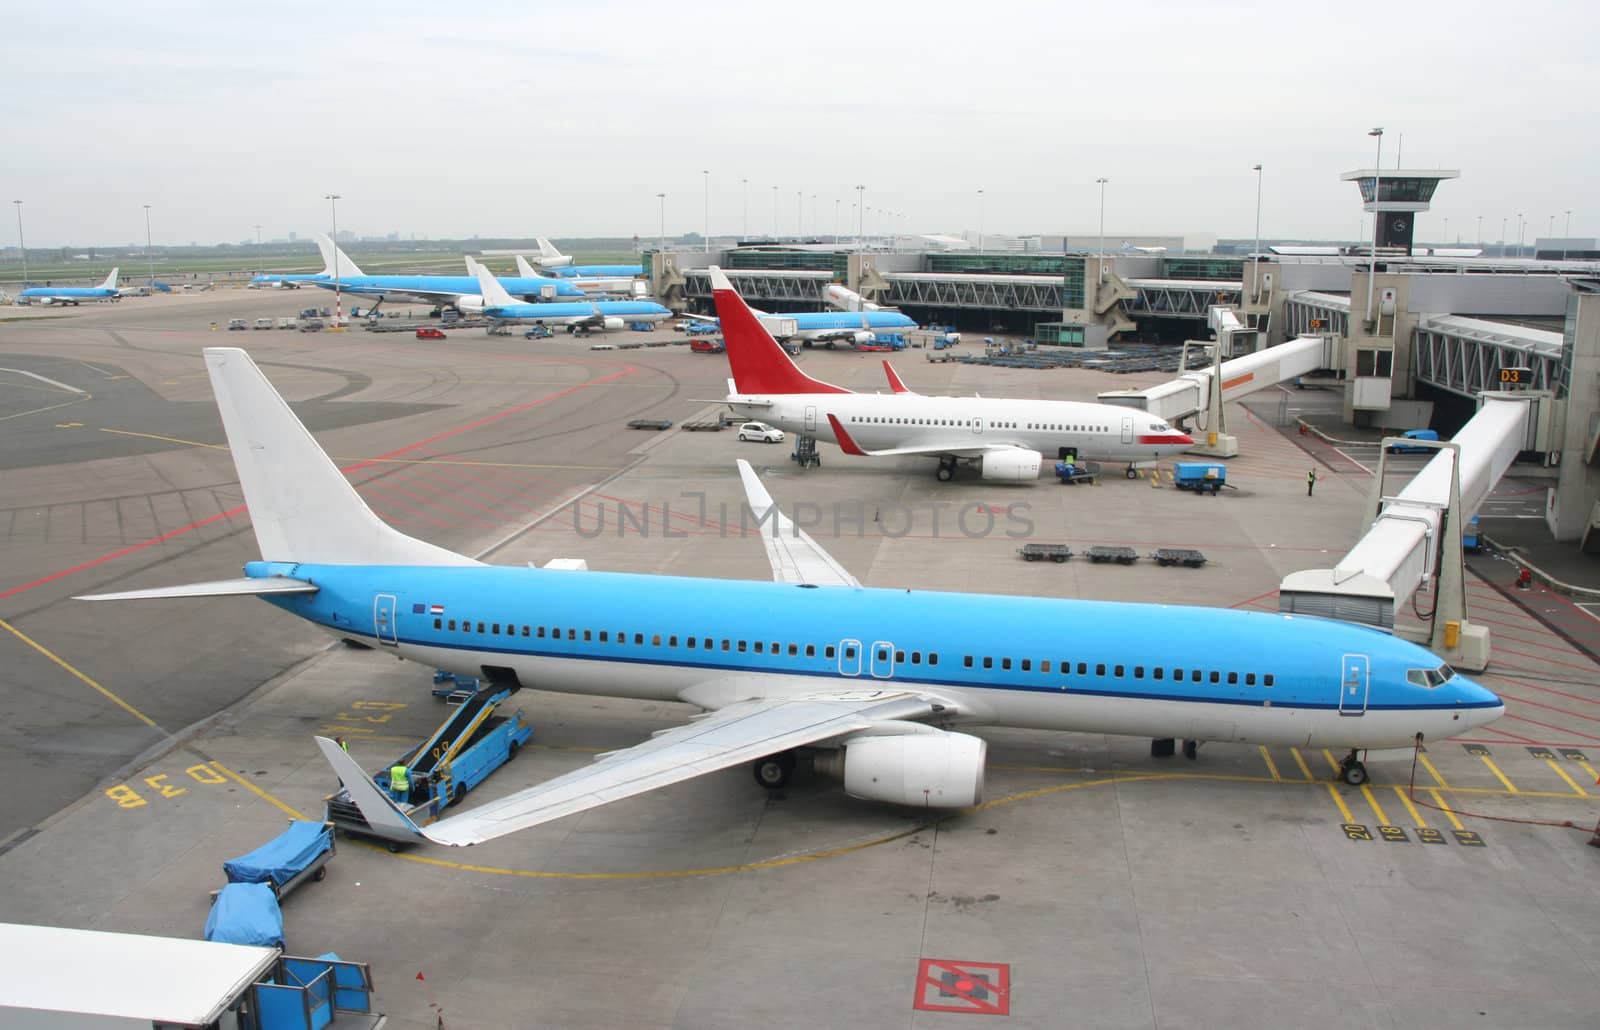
[3,291,1600,1029]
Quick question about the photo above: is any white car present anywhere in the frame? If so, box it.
[737,421,784,444]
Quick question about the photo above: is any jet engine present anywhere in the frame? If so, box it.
[456,294,486,314]
[600,317,624,331]
[978,448,1043,481]
[813,730,986,808]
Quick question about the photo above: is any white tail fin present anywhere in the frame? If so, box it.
[514,254,537,278]
[204,348,478,567]
[534,237,570,266]
[473,263,519,308]
[313,233,365,278]
[463,255,481,275]
[100,267,119,291]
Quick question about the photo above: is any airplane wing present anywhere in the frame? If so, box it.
[316,687,934,846]
[736,458,860,588]
[825,413,1026,460]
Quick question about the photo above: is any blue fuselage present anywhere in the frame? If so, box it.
[254,561,1503,751]
[549,264,644,278]
[483,299,671,324]
[300,274,587,300]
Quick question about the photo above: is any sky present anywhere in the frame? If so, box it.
[4,0,1595,249]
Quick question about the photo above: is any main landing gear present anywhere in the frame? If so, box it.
[1336,750,1368,786]
[936,457,957,482]
[1151,738,1200,760]
[753,751,797,790]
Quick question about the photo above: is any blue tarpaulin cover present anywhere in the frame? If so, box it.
[224,820,332,887]
[204,882,284,947]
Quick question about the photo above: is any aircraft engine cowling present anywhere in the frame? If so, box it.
[600,316,624,331]
[817,731,986,808]
[456,294,486,314]
[979,448,1043,481]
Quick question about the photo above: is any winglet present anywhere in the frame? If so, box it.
[826,413,868,456]
[735,460,861,588]
[736,458,778,518]
[315,736,427,844]
[474,262,519,308]
[882,361,911,394]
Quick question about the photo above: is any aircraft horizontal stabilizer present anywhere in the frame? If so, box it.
[76,577,318,602]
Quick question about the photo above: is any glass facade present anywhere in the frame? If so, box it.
[1163,257,1243,281]
[726,251,848,277]
[928,254,1068,275]
[1035,322,1087,347]
[1061,258,1086,310]
[1355,177,1442,203]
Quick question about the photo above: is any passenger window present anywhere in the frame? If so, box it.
[600,630,608,642]
[489,624,499,636]
[738,640,747,652]
[928,653,938,666]
[1191,670,1201,682]
[634,633,644,645]
[536,626,544,638]
[1153,667,1164,680]
[1020,659,1031,671]
[1209,671,1219,684]
[668,635,677,647]
[878,648,888,661]
[1133,666,1143,679]
[1227,672,1237,685]
[552,626,561,638]
[789,643,799,656]
[583,630,592,642]
[1001,658,1012,671]
[1245,673,1255,685]
[825,645,836,659]
[687,637,696,649]
[1040,660,1050,673]
[1114,664,1124,677]
[894,650,904,662]
[1095,664,1106,676]
[1264,674,1274,687]
[434,618,442,630]
[964,656,974,668]
[983,657,993,669]
[805,645,815,658]
[476,622,485,633]
[910,651,921,664]
[522,626,530,637]
[651,634,661,646]
[755,641,765,653]
[448,619,456,630]
[1077,662,1087,675]
[723,639,731,651]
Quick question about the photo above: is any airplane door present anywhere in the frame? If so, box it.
[805,405,817,434]
[1338,654,1369,716]
[838,639,862,677]
[870,640,895,679]
[1121,416,1134,444]
[373,594,399,647]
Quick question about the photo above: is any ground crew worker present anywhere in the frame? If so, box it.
[334,736,348,752]
[390,764,410,803]
[1307,469,1318,497]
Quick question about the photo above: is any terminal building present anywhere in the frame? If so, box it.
[644,168,1600,556]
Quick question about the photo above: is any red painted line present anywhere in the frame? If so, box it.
[0,366,636,600]
[1494,684,1600,720]
[1492,644,1600,677]
[1229,588,1280,610]
[1501,713,1600,744]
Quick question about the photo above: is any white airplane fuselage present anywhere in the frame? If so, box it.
[728,391,1192,464]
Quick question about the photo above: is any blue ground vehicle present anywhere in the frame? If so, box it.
[1387,429,1440,453]
[1464,514,1481,552]
[1173,462,1226,494]
[325,687,532,847]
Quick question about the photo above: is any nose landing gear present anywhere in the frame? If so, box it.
[1336,750,1368,786]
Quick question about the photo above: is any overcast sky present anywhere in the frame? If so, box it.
[5,0,1593,249]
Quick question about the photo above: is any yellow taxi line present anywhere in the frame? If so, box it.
[1324,784,1355,823]
[1390,786,1428,828]
[1258,745,1282,782]
[0,618,158,728]
[1479,756,1520,794]
[1359,785,1390,825]
[1545,759,1588,797]
[1428,789,1466,830]
[1418,753,1450,789]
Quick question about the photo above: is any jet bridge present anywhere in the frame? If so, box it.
[1279,394,1543,672]
[1097,307,1335,457]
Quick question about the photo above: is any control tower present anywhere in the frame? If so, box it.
[1339,167,1459,252]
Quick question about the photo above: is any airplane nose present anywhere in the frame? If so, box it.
[1174,431,1194,446]
[1458,678,1505,729]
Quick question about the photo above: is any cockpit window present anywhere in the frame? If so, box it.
[1151,421,1170,432]
[1407,663,1455,688]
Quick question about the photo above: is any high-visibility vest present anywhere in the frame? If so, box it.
[390,765,410,792]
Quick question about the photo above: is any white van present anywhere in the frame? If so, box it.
[254,318,273,330]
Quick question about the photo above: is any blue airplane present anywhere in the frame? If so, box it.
[532,236,643,278]
[77,347,1504,847]
[690,304,918,347]
[261,235,590,310]
[18,268,120,305]
[470,263,670,329]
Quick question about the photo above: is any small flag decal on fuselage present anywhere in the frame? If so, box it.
[412,603,446,615]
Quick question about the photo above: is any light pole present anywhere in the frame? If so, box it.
[1476,215,1482,246]
[1095,177,1109,281]
[1564,210,1572,261]
[796,191,802,238]
[1501,218,1507,256]
[1442,217,1448,247]
[142,205,154,287]
[13,201,26,285]
[811,195,817,240]
[1365,128,1383,325]
[834,198,840,244]
[977,189,985,251]
[254,224,262,273]
[325,193,342,325]
[701,170,710,253]
[740,178,748,240]
[656,193,665,251]
[1250,164,1263,301]
[770,185,778,237]
[855,185,865,245]
[1516,213,1524,257]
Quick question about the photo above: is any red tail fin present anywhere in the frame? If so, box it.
[882,361,911,394]
[710,267,848,396]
